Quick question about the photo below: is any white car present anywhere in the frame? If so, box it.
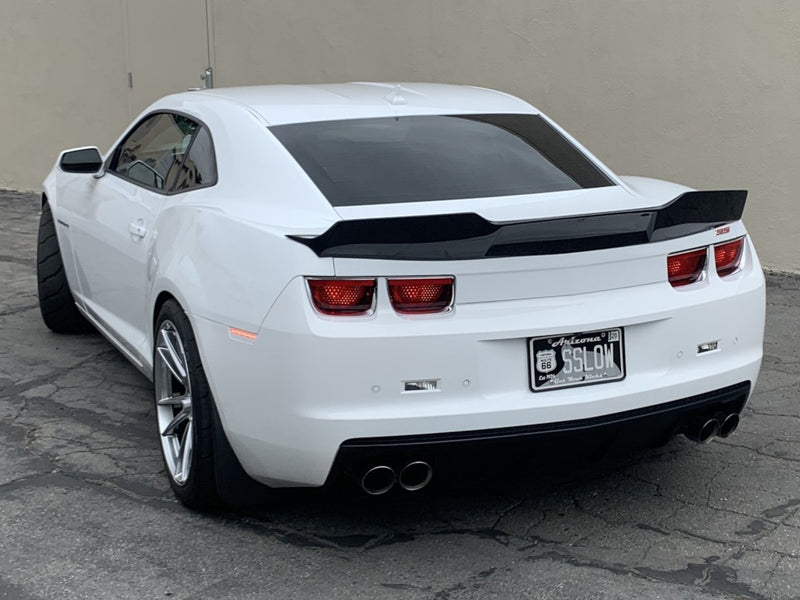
[39,83,765,507]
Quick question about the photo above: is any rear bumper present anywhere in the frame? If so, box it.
[190,235,765,488]
[328,381,751,483]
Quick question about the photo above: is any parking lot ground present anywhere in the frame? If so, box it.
[1,189,798,600]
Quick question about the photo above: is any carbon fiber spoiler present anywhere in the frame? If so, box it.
[287,190,747,261]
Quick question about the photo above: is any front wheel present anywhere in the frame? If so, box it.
[37,201,92,333]
[154,300,219,508]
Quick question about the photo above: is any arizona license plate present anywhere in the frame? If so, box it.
[529,327,625,392]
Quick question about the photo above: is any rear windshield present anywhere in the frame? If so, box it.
[269,114,613,206]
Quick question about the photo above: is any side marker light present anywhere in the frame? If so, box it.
[229,327,258,341]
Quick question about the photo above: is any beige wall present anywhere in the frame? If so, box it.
[2,1,798,271]
[0,0,130,189]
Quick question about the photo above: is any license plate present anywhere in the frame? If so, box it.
[529,327,625,392]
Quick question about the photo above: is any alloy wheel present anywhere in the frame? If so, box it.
[155,320,194,485]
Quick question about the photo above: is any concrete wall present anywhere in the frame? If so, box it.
[2,0,798,271]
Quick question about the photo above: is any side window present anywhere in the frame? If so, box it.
[173,127,217,192]
[111,113,197,191]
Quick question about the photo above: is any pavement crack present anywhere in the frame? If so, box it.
[0,471,58,494]
[491,497,525,531]
[674,528,741,546]
[636,523,671,536]
[526,548,769,600]
[380,582,433,592]
[0,304,38,316]
[0,348,122,401]
[635,561,770,600]
[431,564,498,600]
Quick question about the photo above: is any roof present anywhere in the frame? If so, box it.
[183,82,538,126]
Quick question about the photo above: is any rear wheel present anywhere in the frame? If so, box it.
[154,300,219,508]
[37,201,92,333]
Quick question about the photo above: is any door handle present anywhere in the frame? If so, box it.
[128,221,147,239]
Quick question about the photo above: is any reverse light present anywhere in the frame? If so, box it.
[307,278,376,315]
[387,277,454,314]
[403,379,440,392]
[667,248,707,287]
[714,237,745,278]
[697,340,719,354]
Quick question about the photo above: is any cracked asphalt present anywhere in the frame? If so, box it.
[1,189,799,600]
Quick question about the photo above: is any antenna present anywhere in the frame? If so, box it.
[383,84,407,106]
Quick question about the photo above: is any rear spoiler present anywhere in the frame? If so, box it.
[288,190,747,261]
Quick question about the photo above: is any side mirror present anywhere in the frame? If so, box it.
[59,147,103,174]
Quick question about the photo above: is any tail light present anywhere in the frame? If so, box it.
[714,237,745,277]
[307,279,376,315]
[388,277,454,314]
[667,248,707,287]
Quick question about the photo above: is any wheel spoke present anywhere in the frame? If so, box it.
[157,392,189,407]
[177,421,194,483]
[168,435,181,465]
[158,329,187,385]
[162,407,191,437]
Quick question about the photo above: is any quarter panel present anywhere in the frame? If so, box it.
[150,203,334,346]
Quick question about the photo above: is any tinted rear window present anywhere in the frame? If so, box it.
[270,114,612,206]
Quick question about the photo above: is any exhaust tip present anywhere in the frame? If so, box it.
[685,418,719,444]
[717,413,740,438]
[361,465,396,495]
[697,418,720,443]
[398,461,433,492]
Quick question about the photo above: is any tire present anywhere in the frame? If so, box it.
[37,202,92,333]
[154,300,220,508]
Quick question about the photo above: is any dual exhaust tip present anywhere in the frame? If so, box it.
[684,412,740,444]
[361,461,432,495]
[362,413,742,492]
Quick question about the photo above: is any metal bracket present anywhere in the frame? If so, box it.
[201,66,214,89]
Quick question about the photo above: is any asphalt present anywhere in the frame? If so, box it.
[0,189,798,600]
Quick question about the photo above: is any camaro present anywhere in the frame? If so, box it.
[39,83,765,506]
